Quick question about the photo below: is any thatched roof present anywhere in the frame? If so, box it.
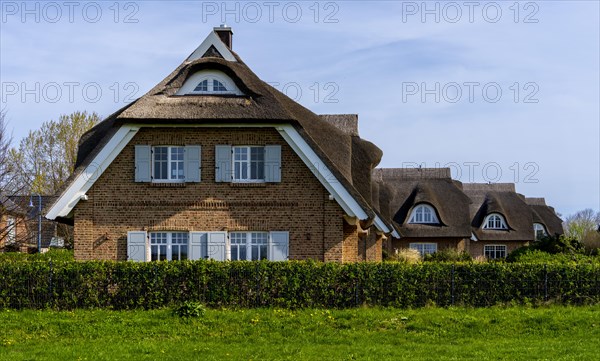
[463,183,534,241]
[526,198,564,236]
[374,168,472,238]
[59,29,384,225]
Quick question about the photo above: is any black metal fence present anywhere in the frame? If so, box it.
[0,261,599,310]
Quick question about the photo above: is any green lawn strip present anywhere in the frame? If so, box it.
[0,306,598,360]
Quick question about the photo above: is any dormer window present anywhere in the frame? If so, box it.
[483,213,508,230]
[408,204,439,224]
[176,69,244,96]
[534,223,547,240]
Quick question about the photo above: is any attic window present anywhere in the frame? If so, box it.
[176,69,243,96]
[483,213,508,230]
[534,223,547,240]
[408,204,439,224]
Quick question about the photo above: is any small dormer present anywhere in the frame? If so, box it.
[408,203,440,225]
[175,69,244,96]
[482,213,508,230]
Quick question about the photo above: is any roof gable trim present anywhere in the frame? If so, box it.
[187,31,237,62]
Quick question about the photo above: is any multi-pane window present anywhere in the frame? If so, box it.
[153,146,184,182]
[484,245,506,259]
[534,223,547,240]
[233,146,265,182]
[150,232,188,261]
[409,204,439,224]
[230,232,269,261]
[191,78,229,93]
[194,80,208,92]
[409,243,437,256]
[6,216,16,243]
[213,80,227,92]
[483,213,508,230]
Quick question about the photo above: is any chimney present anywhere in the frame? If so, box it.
[214,24,233,49]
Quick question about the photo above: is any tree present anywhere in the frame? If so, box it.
[564,209,600,251]
[8,111,100,195]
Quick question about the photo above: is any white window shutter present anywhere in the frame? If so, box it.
[264,145,281,182]
[269,231,289,261]
[207,232,227,261]
[134,145,151,182]
[189,232,208,260]
[127,231,147,262]
[185,145,202,182]
[215,145,232,182]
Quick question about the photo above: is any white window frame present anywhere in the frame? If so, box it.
[232,146,265,183]
[176,70,243,96]
[483,213,508,230]
[229,232,270,261]
[409,243,437,256]
[484,244,507,259]
[149,232,189,261]
[534,223,547,240]
[6,216,16,243]
[408,204,439,224]
[152,146,185,183]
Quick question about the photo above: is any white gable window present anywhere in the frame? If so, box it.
[484,245,507,259]
[135,145,201,184]
[409,243,437,256]
[408,204,439,224]
[483,213,508,230]
[176,70,244,96]
[234,146,265,182]
[153,146,185,182]
[534,223,547,240]
[150,232,189,261]
[215,145,281,183]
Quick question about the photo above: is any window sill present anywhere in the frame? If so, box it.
[230,182,267,188]
[150,182,187,188]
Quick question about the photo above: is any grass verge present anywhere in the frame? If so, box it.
[1,306,598,360]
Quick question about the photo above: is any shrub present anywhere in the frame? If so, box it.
[424,249,472,262]
[173,301,206,318]
[0,249,74,262]
[388,248,421,264]
[0,260,598,310]
[508,234,586,263]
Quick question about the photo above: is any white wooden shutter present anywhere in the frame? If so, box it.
[264,145,281,182]
[135,145,152,182]
[185,145,201,182]
[269,231,289,261]
[207,232,227,261]
[189,232,208,260]
[127,231,147,262]
[215,145,232,182]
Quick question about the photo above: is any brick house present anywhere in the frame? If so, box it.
[0,193,28,251]
[46,27,562,262]
[373,168,563,259]
[46,27,391,262]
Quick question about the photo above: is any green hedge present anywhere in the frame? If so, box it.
[0,261,598,310]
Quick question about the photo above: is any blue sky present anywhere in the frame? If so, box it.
[1,1,598,217]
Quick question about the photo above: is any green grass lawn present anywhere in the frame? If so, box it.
[1,306,599,360]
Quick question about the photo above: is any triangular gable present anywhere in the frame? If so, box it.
[202,45,224,59]
[188,31,236,62]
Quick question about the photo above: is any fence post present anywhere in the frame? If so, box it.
[49,260,53,308]
[544,264,548,302]
[451,264,455,306]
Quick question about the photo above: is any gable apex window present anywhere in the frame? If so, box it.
[534,223,547,240]
[176,69,244,96]
[483,213,508,230]
[408,204,439,224]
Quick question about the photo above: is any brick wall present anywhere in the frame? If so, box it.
[470,241,527,258]
[392,238,469,253]
[73,127,348,261]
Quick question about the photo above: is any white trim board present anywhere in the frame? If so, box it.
[187,31,237,62]
[46,126,140,220]
[46,123,391,234]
